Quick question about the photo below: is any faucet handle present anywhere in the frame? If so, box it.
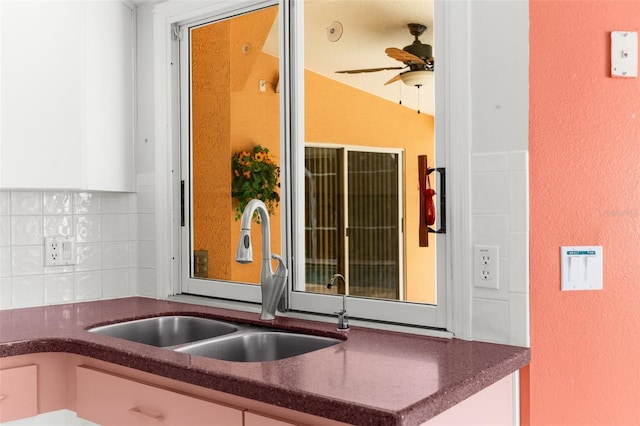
[335,309,349,331]
[271,254,288,278]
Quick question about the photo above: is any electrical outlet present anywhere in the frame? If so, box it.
[45,236,76,266]
[474,245,499,289]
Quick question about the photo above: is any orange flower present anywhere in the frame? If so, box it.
[243,171,251,178]
[255,152,265,162]
[234,170,240,177]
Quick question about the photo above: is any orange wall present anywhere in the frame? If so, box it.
[191,20,232,280]
[305,71,436,303]
[528,1,640,424]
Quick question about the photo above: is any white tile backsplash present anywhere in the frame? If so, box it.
[471,150,529,347]
[138,213,156,241]
[74,192,101,214]
[102,215,129,241]
[102,193,130,214]
[102,269,130,298]
[11,192,42,215]
[11,246,43,276]
[11,216,43,245]
[102,242,129,269]
[137,267,156,297]
[12,275,44,307]
[75,243,102,271]
[44,273,74,303]
[74,272,102,300]
[0,277,11,308]
[509,292,529,347]
[0,192,9,215]
[44,216,73,237]
[138,242,155,268]
[472,215,509,251]
[0,247,11,277]
[472,298,509,344]
[508,171,528,232]
[0,217,10,246]
[508,232,529,294]
[75,216,101,242]
[43,192,72,215]
[0,190,140,309]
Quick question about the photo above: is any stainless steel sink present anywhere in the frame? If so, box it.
[88,316,238,347]
[89,315,343,362]
[176,331,342,362]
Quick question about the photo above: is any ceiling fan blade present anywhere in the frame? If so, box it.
[385,47,425,65]
[384,73,403,85]
[335,66,405,74]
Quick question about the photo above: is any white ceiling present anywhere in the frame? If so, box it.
[302,0,434,115]
[263,1,434,114]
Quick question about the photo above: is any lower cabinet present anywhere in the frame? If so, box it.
[76,366,244,426]
[0,365,38,423]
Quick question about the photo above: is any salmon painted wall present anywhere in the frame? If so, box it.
[528,1,640,424]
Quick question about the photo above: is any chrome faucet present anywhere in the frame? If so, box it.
[327,273,349,331]
[235,199,288,321]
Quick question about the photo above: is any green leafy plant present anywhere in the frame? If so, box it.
[231,145,280,222]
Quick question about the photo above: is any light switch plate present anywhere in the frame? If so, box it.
[44,236,76,266]
[611,31,638,77]
[561,246,603,291]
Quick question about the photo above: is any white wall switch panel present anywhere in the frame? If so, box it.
[561,246,603,291]
[611,31,638,77]
[44,236,76,266]
[473,245,499,289]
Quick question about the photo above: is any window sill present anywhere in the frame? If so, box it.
[167,294,454,339]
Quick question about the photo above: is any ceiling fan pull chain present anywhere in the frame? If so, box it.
[398,83,402,105]
[417,85,421,114]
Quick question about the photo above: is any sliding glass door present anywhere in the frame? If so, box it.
[304,145,404,300]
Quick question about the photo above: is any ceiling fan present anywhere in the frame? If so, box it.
[336,23,434,87]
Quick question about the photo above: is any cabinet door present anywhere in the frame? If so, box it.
[0,0,135,191]
[0,0,85,189]
[84,0,135,191]
[0,364,38,423]
[76,366,244,426]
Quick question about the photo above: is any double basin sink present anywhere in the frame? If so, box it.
[89,315,342,362]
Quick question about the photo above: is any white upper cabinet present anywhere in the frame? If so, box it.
[0,0,135,192]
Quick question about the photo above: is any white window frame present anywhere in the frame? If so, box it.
[153,0,471,336]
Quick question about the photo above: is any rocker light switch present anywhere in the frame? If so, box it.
[561,246,603,291]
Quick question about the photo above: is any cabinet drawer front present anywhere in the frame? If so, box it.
[245,411,300,426]
[0,364,38,423]
[76,366,243,426]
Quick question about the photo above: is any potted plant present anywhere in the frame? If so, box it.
[231,145,280,222]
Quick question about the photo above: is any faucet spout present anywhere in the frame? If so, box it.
[327,274,349,331]
[235,199,288,320]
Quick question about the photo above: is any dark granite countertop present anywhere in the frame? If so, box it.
[0,297,529,425]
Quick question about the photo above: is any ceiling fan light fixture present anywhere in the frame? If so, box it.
[399,70,434,88]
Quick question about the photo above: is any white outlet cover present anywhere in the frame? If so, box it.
[473,245,499,290]
[44,236,76,267]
